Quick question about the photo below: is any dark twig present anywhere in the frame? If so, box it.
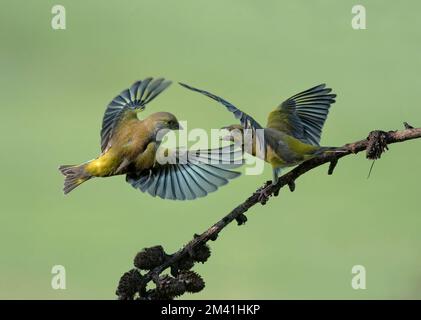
[116,124,421,300]
[328,159,338,175]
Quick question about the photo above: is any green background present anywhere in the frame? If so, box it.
[1,0,420,299]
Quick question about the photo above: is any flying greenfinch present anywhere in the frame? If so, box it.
[59,77,241,200]
[179,82,343,199]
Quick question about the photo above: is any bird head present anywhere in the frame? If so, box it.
[146,112,183,138]
[220,124,244,142]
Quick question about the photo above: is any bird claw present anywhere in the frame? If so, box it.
[257,185,272,205]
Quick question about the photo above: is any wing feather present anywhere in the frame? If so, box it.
[100,77,172,152]
[179,82,266,155]
[126,146,242,200]
[266,84,336,146]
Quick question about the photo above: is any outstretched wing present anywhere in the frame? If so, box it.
[266,84,336,146]
[101,77,172,152]
[126,145,243,200]
[179,82,265,155]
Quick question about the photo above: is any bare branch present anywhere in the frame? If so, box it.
[116,124,421,300]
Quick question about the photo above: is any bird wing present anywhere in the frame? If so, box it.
[101,77,172,152]
[126,145,243,200]
[179,82,266,155]
[266,84,336,146]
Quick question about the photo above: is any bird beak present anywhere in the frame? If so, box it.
[137,106,146,113]
[176,123,183,130]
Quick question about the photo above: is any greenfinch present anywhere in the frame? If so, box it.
[59,77,241,200]
[179,82,342,199]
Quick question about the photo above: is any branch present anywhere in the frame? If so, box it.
[116,123,421,300]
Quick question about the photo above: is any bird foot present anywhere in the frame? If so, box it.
[256,182,274,205]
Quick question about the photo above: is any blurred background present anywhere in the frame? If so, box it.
[1,0,420,299]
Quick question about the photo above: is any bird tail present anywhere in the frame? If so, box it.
[58,164,92,195]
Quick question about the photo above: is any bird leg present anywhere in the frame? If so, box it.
[256,168,282,204]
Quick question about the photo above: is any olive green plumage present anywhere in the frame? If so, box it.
[59,77,241,199]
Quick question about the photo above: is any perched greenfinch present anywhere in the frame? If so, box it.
[59,77,241,200]
[179,82,343,199]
